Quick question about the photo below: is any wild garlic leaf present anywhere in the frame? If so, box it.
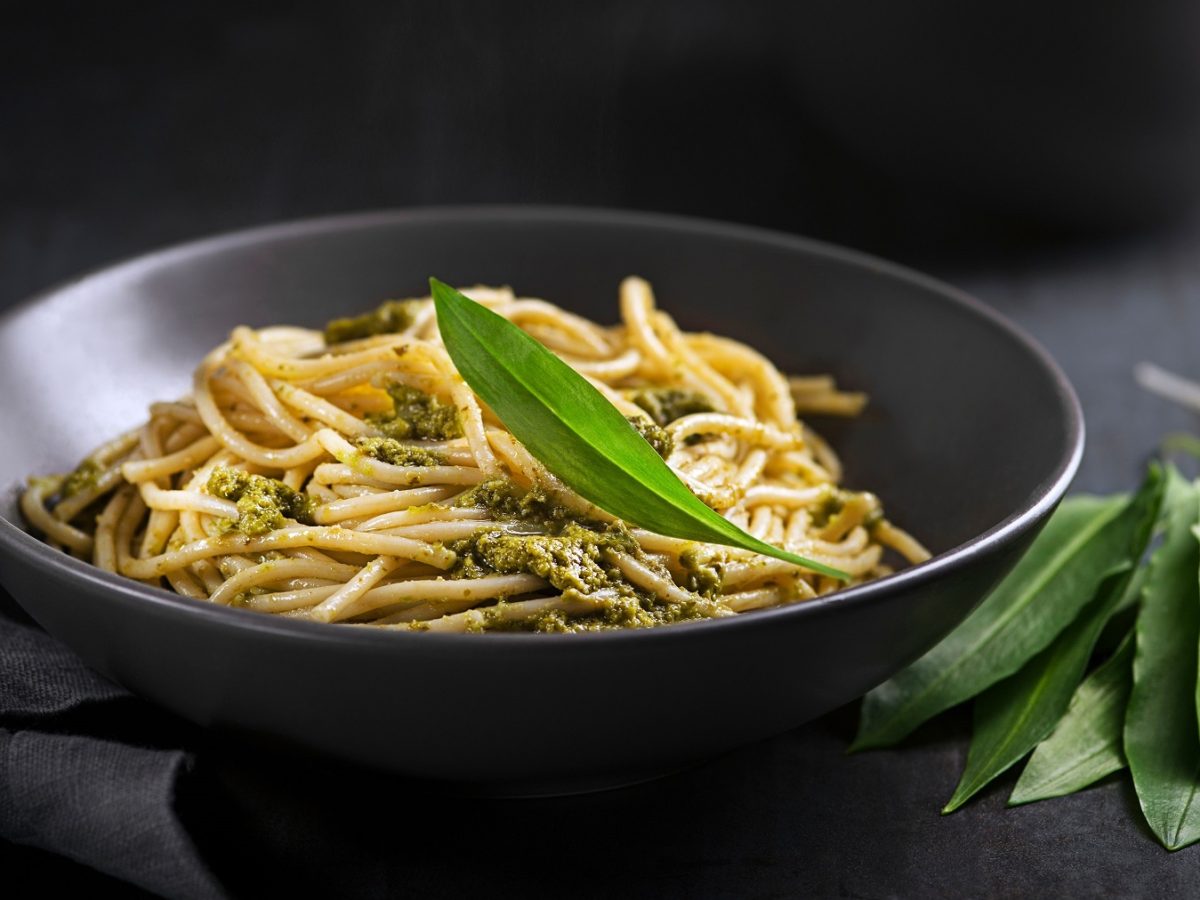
[430,278,848,579]
[940,466,1162,812]
[851,493,1131,752]
[1008,631,1134,806]
[1125,470,1200,851]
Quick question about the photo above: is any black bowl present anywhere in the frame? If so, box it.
[0,207,1082,793]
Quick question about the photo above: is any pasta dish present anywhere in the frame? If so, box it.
[20,278,928,632]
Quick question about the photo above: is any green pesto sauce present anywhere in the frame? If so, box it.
[355,436,444,467]
[323,299,423,344]
[456,477,579,526]
[448,476,721,632]
[230,587,269,607]
[450,477,638,593]
[366,383,462,441]
[809,485,845,528]
[61,459,103,499]
[486,589,716,633]
[678,546,723,598]
[810,486,883,530]
[449,521,634,593]
[631,387,715,427]
[207,467,317,536]
[626,415,673,458]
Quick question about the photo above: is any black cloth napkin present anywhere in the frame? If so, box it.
[0,591,224,899]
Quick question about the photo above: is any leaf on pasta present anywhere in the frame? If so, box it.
[430,277,848,578]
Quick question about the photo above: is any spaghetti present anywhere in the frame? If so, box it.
[21,277,929,632]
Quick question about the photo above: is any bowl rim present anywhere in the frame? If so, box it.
[0,204,1085,650]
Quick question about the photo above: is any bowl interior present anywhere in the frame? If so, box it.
[0,209,1076,561]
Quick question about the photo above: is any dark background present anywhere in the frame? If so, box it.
[8,0,1200,303]
[7,2,1200,896]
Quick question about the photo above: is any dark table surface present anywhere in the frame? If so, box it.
[8,4,1200,896]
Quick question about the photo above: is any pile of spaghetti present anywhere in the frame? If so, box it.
[21,278,928,632]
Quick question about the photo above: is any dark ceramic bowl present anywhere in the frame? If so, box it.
[0,207,1082,793]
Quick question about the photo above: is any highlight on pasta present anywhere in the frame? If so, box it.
[20,277,929,632]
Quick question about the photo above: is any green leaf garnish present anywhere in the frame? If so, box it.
[940,465,1163,812]
[429,277,848,580]
[851,493,1132,751]
[1008,630,1134,806]
[1125,469,1200,851]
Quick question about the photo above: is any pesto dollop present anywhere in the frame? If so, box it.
[356,436,444,467]
[809,486,883,531]
[631,388,715,427]
[455,477,576,526]
[207,467,317,536]
[367,383,462,441]
[450,476,722,632]
[450,521,635,592]
[61,459,103,499]
[626,415,673,458]
[678,546,723,598]
[323,299,422,345]
[485,589,717,633]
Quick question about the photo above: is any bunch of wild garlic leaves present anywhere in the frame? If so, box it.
[852,463,1200,850]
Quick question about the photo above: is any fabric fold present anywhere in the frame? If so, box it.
[1,605,225,899]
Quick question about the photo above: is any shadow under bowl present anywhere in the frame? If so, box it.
[0,207,1082,793]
